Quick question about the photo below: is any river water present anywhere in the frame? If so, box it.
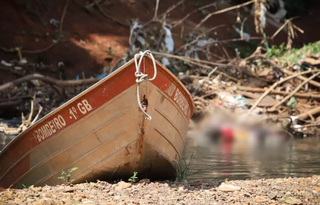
[1,133,320,180]
[183,136,320,180]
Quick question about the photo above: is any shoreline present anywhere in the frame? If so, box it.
[1,176,319,204]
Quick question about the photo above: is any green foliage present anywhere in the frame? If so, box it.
[105,47,114,55]
[173,153,195,182]
[128,171,138,183]
[57,167,79,184]
[266,43,286,58]
[275,42,320,64]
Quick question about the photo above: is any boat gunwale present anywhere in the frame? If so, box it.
[0,56,194,155]
[0,54,195,188]
[0,58,136,154]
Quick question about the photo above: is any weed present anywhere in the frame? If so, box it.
[172,153,195,182]
[79,39,86,45]
[128,171,138,183]
[266,41,320,65]
[57,167,79,184]
[266,43,286,58]
[106,47,114,55]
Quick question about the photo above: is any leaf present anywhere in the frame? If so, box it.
[70,167,79,172]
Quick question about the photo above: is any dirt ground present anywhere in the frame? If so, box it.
[1,176,320,204]
[1,0,320,84]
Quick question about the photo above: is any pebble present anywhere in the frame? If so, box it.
[283,197,302,205]
[218,183,241,192]
[313,186,320,192]
[255,197,268,203]
[115,181,132,191]
[267,191,277,199]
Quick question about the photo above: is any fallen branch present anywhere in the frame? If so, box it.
[152,51,237,81]
[0,74,100,92]
[263,60,320,88]
[154,0,160,19]
[281,68,320,88]
[248,69,320,113]
[144,0,185,26]
[270,71,320,110]
[193,0,254,31]
[152,51,228,67]
[237,86,320,99]
[296,106,320,120]
[173,2,217,28]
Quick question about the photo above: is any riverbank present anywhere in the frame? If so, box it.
[1,176,319,204]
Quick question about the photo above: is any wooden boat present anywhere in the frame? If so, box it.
[0,51,194,188]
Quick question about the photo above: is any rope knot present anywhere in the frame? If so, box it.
[134,50,158,120]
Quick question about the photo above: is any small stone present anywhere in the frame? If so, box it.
[255,197,268,203]
[272,186,283,190]
[218,183,241,192]
[149,190,159,195]
[268,191,278,199]
[139,179,150,184]
[116,181,132,191]
[178,187,184,192]
[29,186,42,192]
[32,199,56,205]
[313,186,320,192]
[244,193,251,197]
[283,197,302,205]
[63,187,75,193]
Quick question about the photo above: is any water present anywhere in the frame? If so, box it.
[183,136,320,180]
[1,133,320,180]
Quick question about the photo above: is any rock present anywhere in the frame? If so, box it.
[268,191,278,199]
[139,179,150,184]
[218,183,241,192]
[178,187,185,192]
[244,193,251,197]
[313,186,320,192]
[116,181,132,191]
[145,194,152,198]
[283,197,302,204]
[255,197,268,203]
[149,190,159,195]
[63,187,75,193]
[272,186,283,190]
[32,199,56,205]
[29,186,42,192]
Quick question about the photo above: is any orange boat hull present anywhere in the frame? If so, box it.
[0,55,194,188]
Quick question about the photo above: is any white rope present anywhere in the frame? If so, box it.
[134,50,158,120]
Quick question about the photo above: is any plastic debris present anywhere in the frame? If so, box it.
[96,73,107,79]
[162,21,174,53]
[50,18,60,27]
[1,60,12,67]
